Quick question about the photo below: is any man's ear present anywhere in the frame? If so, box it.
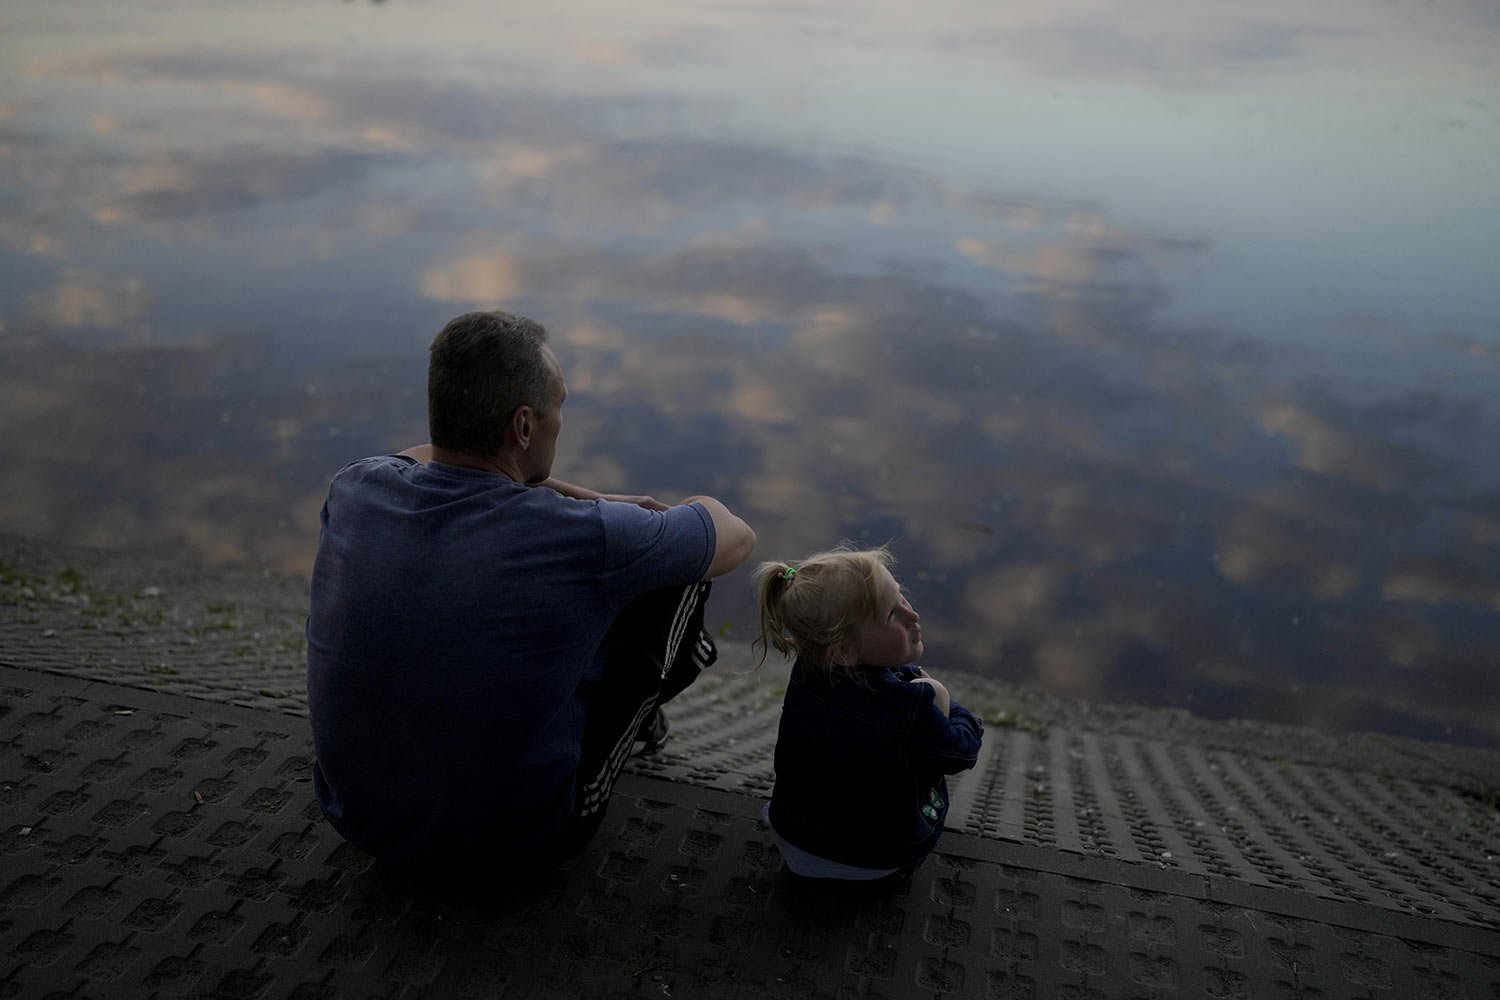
[509,404,534,450]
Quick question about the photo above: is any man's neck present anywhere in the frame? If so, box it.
[427,445,526,483]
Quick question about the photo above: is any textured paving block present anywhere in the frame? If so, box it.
[3,657,1500,998]
[6,534,1500,939]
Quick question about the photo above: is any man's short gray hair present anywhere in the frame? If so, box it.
[427,311,555,457]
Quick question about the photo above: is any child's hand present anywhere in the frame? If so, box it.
[909,676,951,715]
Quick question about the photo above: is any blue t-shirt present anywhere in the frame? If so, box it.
[306,456,715,866]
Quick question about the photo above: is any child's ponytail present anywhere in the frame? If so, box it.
[751,560,799,665]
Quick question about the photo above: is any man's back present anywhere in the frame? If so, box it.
[306,455,713,866]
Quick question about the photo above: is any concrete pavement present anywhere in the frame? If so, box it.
[3,534,1497,998]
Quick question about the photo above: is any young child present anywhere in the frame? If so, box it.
[753,544,984,883]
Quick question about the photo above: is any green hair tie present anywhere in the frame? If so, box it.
[782,566,796,581]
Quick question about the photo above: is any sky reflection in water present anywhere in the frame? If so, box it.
[1,0,1497,744]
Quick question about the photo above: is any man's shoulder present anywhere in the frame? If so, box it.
[331,453,418,485]
[350,453,417,469]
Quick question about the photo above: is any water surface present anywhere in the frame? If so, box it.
[2,0,1497,743]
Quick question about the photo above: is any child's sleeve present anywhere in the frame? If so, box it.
[910,690,984,774]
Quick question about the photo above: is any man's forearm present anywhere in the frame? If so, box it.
[539,479,670,512]
[537,478,602,501]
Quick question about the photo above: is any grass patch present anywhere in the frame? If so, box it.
[0,560,42,586]
[984,707,1041,732]
[1460,787,1500,813]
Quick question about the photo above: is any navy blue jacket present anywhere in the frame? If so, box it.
[768,659,985,870]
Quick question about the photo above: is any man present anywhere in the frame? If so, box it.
[306,311,755,874]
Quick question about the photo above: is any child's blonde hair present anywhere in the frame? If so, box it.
[751,543,895,674]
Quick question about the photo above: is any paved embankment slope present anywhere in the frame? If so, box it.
[3,534,1498,998]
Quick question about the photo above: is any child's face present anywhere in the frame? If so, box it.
[848,566,924,668]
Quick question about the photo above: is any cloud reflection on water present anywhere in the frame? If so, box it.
[1,2,1496,745]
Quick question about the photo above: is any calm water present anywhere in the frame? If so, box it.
[2,0,1497,744]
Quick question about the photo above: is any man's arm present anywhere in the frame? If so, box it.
[543,482,756,577]
[396,443,754,573]
[396,445,667,510]
[539,478,669,512]
[681,495,756,579]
